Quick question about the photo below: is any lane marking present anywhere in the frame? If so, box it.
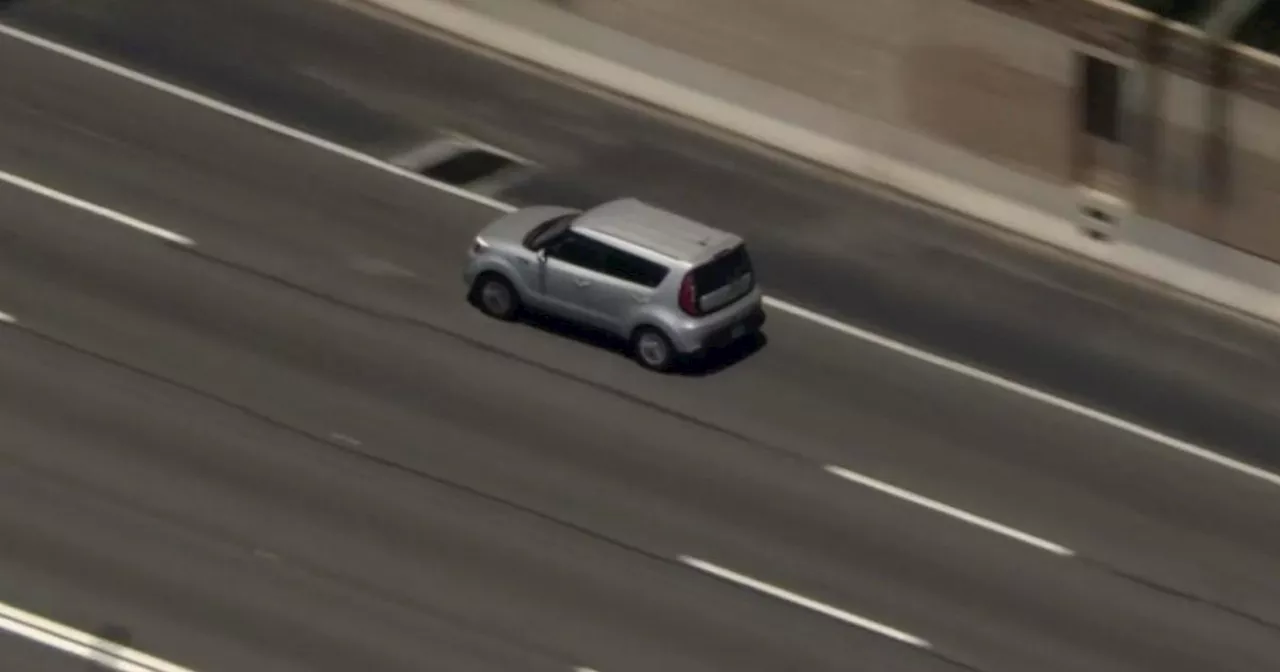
[0,22,516,216]
[679,556,931,649]
[0,601,198,672]
[768,297,1280,489]
[3,22,1278,491]
[0,310,15,324]
[825,465,1075,556]
[0,168,195,246]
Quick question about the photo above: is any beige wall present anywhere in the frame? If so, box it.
[565,0,1280,263]
[573,0,1074,179]
[1221,91,1280,257]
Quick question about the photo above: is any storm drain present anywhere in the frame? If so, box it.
[422,149,517,185]
[391,131,537,196]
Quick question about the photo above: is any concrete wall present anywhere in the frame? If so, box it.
[1215,71,1280,259]
[569,0,1072,178]
[560,0,1280,264]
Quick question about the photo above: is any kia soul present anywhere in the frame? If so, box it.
[463,197,766,371]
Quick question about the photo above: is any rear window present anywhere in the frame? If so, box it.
[693,245,754,294]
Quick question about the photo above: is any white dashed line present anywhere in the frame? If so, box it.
[0,168,195,246]
[0,310,15,324]
[679,556,931,649]
[824,465,1075,556]
[0,600,199,672]
[2,20,1277,492]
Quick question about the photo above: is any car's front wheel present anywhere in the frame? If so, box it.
[632,327,677,372]
[471,273,521,321]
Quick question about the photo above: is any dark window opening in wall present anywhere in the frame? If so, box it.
[1125,0,1216,25]
[1236,1,1280,56]
[1080,54,1125,143]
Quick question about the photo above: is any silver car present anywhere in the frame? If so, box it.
[463,197,766,371]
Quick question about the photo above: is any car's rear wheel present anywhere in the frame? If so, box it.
[632,327,676,372]
[471,273,520,321]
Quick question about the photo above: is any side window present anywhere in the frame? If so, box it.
[601,248,669,288]
[545,232,610,274]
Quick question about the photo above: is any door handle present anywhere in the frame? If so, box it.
[574,278,592,287]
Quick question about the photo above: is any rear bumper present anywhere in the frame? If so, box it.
[675,303,766,354]
[702,306,766,349]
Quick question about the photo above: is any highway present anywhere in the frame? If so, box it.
[0,1,1277,671]
[12,0,1280,468]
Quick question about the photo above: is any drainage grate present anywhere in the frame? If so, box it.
[390,131,538,196]
[420,148,520,186]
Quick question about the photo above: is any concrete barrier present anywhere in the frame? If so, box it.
[351,0,1280,326]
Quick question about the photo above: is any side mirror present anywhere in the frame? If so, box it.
[537,248,548,263]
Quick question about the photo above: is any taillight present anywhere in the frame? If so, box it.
[678,272,699,316]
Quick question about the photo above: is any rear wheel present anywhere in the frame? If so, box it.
[471,273,520,321]
[632,327,677,372]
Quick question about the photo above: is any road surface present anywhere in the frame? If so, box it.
[0,1,1278,671]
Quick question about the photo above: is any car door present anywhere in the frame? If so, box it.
[541,231,614,328]
[589,244,668,334]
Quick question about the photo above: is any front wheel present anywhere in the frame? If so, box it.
[471,273,521,321]
[632,327,677,372]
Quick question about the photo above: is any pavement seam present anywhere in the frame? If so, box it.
[180,245,801,462]
[1075,555,1280,636]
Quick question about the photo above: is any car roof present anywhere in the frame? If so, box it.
[571,198,741,264]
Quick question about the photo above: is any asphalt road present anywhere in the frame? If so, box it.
[0,2,1279,672]
[8,0,1280,471]
[0,630,85,672]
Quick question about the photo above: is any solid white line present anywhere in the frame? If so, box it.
[0,22,517,216]
[5,20,1276,490]
[679,556,931,649]
[824,465,1075,556]
[0,168,195,246]
[768,296,1280,489]
[0,601,198,672]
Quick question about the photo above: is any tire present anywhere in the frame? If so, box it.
[471,273,521,321]
[631,326,677,372]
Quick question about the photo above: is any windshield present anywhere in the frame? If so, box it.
[523,213,576,250]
